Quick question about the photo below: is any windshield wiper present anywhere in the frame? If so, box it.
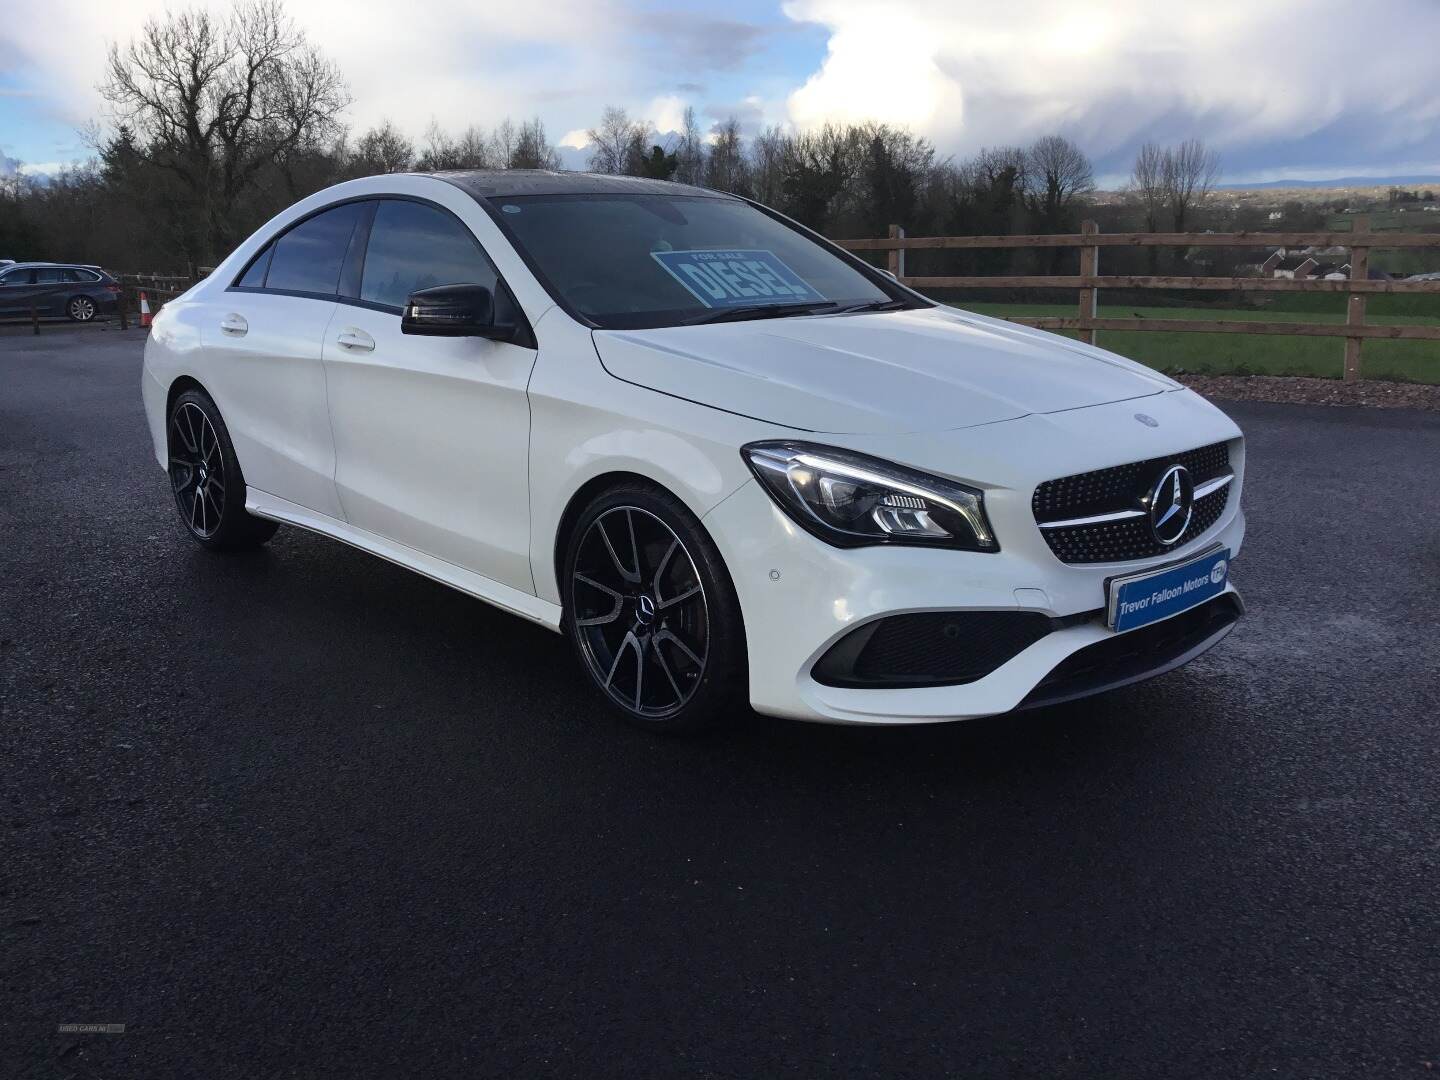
[681,301,840,325]
[830,299,911,314]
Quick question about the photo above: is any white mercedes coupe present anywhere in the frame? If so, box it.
[142,171,1245,732]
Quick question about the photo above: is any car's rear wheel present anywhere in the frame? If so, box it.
[563,483,746,734]
[66,295,96,322]
[167,389,279,550]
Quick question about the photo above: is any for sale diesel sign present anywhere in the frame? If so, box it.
[651,248,826,309]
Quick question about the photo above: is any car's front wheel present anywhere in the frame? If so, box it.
[167,388,279,550]
[562,483,746,734]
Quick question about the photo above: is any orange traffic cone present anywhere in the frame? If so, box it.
[139,291,152,328]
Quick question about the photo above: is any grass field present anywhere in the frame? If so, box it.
[954,301,1440,384]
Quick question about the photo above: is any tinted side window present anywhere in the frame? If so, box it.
[61,268,97,282]
[360,200,496,309]
[35,268,64,284]
[266,203,363,296]
[0,270,31,285]
[236,243,273,288]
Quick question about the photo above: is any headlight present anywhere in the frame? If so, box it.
[742,441,998,552]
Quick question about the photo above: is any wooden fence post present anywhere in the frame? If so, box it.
[1344,215,1370,382]
[31,301,40,335]
[1078,220,1099,345]
[887,224,905,280]
[118,286,129,330]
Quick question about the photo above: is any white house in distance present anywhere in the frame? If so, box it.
[1259,248,1352,280]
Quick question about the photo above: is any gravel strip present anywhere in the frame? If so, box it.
[1175,374,1440,410]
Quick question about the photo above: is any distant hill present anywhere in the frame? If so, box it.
[1219,175,1440,190]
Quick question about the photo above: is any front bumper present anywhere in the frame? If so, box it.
[702,449,1244,728]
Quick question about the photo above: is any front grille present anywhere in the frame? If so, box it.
[1033,441,1232,564]
[813,610,1056,688]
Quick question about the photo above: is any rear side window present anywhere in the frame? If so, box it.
[61,268,100,283]
[264,202,363,296]
[35,268,64,284]
[236,243,273,288]
[360,200,496,309]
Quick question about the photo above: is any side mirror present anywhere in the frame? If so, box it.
[401,283,514,339]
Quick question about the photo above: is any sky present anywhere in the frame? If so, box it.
[2,0,1439,187]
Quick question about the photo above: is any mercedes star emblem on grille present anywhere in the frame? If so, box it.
[1148,464,1195,546]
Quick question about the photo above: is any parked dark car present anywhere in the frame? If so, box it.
[0,262,122,322]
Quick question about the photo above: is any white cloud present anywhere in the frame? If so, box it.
[645,95,688,137]
[782,0,1440,176]
[3,0,1438,183]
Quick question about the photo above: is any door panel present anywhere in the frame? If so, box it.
[324,308,537,593]
[323,197,537,593]
[33,268,66,314]
[202,292,346,518]
[0,269,35,316]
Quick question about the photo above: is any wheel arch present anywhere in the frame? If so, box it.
[551,470,672,604]
[165,375,210,424]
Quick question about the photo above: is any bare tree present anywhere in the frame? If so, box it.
[971,146,1030,194]
[587,106,649,175]
[776,124,858,231]
[1164,138,1221,232]
[351,120,413,175]
[100,0,349,264]
[490,119,518,168]
[674,106,706,186]
[748,124,789,206]
[1027,135,1094,230]
[509,118,561,170]
[415,121,494,170]
[1130,141,1167,232]
[453,125,494,169]
[705,117,749,194]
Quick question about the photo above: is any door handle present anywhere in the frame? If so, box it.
[220,313,248,336]
[336,327,375,352]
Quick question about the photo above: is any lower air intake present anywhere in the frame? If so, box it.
[813,610,1057,689]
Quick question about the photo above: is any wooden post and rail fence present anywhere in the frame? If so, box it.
[111,272,200,330]
[844,216,1440,382]
[19,235,1440,384]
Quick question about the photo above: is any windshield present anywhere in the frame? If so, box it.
[491,193,907,329]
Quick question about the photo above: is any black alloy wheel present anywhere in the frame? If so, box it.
[166,389,278,550]
[564,485,745,733]
[170,401,226,539]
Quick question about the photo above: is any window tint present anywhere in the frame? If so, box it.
[236,243,273,288]
[0,269,30,285]
[61,268,97,283]
[265,203,363,296]
[360,200,495,309]
[35,268,64,284]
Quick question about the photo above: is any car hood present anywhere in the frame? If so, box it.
[591,306,1178,436]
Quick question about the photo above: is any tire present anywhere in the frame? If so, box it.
[66,295,96,322]
[562,482,746,735]
[166,388,279,550]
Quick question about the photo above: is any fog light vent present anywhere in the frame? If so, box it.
[813,610,1054,689]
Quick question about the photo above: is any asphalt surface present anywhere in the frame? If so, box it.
[3,326,1439,1079]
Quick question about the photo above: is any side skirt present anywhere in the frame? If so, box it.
[245,488,563,633]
